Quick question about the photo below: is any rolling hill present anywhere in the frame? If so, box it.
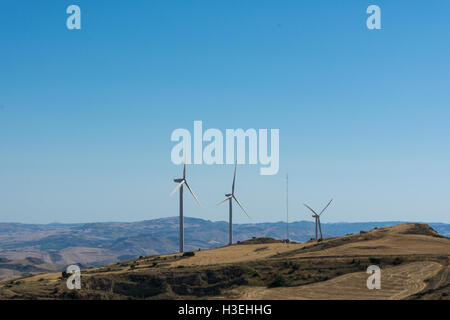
[0,217,449,282]
[0,223,448,300]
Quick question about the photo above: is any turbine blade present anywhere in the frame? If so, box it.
[183,162,186,179]
[170,181,185,196]
[184,181,201,206]
[232,161,237,194]
[303,203,319,216]
[233,195,250,219]
[319,199,333,216]
[216,196,232,206]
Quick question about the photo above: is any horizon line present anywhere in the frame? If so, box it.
[0,216,448,226]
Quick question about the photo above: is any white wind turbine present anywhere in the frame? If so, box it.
[217,163,251,245]
[170,162,201,252]
[303,199,333,241]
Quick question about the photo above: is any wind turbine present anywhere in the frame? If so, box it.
[217,163,250,245]
[303,199,333,241]
[170,162,201,252]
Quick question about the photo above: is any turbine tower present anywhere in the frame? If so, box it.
[286,174,289,243]
[303,199,333,241]
[170,162,201,252]
[217,163,250,245]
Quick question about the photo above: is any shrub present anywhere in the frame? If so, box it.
[251,271,260,278]
[182,251,195,257]
[66,290,80,299]
[269,274,287,288]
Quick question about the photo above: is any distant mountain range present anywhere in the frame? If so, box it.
[0,217,449,281]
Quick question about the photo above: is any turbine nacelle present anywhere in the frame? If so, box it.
[217,163,250,219]
[304,199,333,241]
[170,162,201,253]
[217,163,251,246]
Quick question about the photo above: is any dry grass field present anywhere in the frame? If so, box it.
[168,242,306,267]
[236,261,443,300]
[0,223,448,300]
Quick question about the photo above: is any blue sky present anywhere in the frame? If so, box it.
[0,0,449,224]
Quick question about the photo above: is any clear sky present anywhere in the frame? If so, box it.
[0,1,449,224]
